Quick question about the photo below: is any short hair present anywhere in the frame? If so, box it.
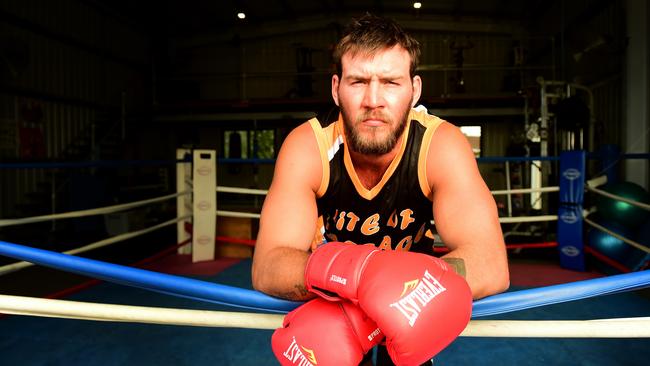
[333,13,421,77]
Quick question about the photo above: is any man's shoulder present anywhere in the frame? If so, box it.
[281,118,340,162]
[408,106,447,131]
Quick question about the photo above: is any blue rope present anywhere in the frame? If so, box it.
[1,240,649,317]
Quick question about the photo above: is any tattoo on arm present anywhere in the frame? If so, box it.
[274,284,312,301]
[443,257,466,278]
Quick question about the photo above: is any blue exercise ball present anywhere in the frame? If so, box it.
[587,219,634,263]
[596,181,650,229]
[629,217,650,270]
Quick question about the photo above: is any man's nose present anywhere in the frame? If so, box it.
[361,81,384,109]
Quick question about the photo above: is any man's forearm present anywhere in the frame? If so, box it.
[441,257,466,278]
[442,248,509,300]
[252,246,316,301]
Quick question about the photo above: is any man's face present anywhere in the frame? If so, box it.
[332,45,421,155]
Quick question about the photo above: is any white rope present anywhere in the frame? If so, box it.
[0,215,192,276]
[0,191,191,228]
[498,215,558,224]
[491,186,559,195]
[1,294,649,338]
[461,318,650,338]
[587,186,650,212]
[216,186,269,195]
[0,294,282,330]
[215,185,561,197]
[216,210,261,219]
[586,175,608,189]
[583,216,650,254]
[211,186,562,224]
[214,209,554,223]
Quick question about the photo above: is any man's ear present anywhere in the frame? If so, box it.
[331,75,340,106]
[411,75,422,107]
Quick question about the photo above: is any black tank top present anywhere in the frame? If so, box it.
[309,107,444,254]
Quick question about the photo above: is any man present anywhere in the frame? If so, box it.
[253,14,509,365]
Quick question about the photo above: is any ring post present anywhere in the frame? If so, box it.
[192,150,217,262]
[177,149,192,255]
[557,150,586,271]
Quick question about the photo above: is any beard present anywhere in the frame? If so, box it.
[341,104,411,155]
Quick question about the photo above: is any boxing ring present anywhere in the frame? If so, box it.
[1,149,650,364]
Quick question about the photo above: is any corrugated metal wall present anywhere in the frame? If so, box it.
[168,19,547,200]
[532,0,625,153]
[178,27,339,101]
[0,0,150,218]
[176,24,535,100]
[1,1,629,220]
[588,1,625,150]
[592,76,623,147]
[416,32,521,97]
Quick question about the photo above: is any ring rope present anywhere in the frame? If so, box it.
[217,186,268,195]
[583,215,650,254]
[1,239,649,316]
[0,294,283,330]
[217,210,261,219]
[472,269,650,317]
[461,318,650,338]
[1,294,649,338]
[497,215,557,224]
[586,185,650,211]
[211,184,562,223]
[0,240,298,313]
[584,246,632,274]
[217,211,559,223]
[0,215,192,276]
[214,185,564,198]
[586,175,608,189]
[214,186,560,197]
[216,236,256,247]
[0,191,191,228]
[491,186,559,195]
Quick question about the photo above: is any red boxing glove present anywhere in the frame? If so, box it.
[305,242,472,366]
[272,297,384,366]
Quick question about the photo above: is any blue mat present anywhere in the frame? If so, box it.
[1,259,649,365]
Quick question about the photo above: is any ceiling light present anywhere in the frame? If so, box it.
[237,12,246,19]
[413,2,422,9]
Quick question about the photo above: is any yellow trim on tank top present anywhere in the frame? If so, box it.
[342,115,411,200]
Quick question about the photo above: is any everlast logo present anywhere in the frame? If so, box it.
[329,274,347,285]
[282,336,318,365]
[389,270,446,327]
[367,327,382,342]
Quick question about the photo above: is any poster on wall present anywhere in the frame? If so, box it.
[0,117,18,159]
[18,98,46,160]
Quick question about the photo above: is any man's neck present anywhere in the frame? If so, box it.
[348,135,404,189]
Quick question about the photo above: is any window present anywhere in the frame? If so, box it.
[255,130,274,159]
[460,126,481,157]
[224,130,248,158]
[224,129,275,159]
